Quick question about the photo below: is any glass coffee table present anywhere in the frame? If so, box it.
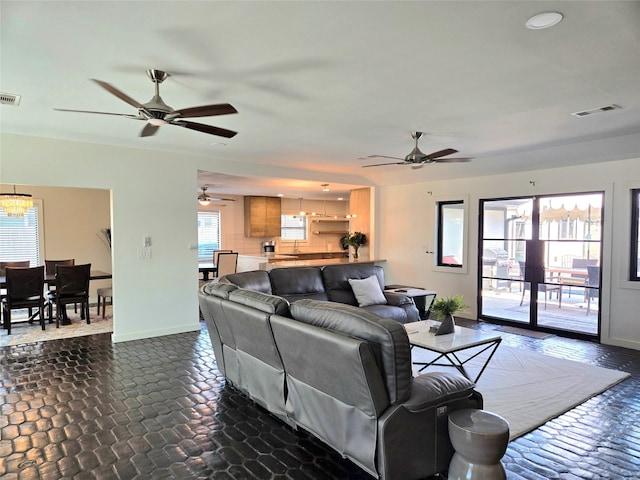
[404,320,502,383]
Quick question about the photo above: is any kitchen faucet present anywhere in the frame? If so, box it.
[293,240,299,253]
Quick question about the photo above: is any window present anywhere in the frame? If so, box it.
[281,214,308,241]
[197,211,221,263]
[437,200,464,268]
[631,189,640,281]
[0,199,44,266]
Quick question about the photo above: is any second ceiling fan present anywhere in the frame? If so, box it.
[361,132,472,169]
[198,186,236,205]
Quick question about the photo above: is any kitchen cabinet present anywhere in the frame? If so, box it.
[244,196,281,237]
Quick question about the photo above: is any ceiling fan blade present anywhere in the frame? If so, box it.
[424,148,459,160]
[362,162,408,168]
[359,155,405,161]
[54,108,140,118]
[172,103,238,119]
[91,79,146,110]
[431,157,472,163]
[140,124,160,137]
[177,120,238,138]
[208,197,237,202]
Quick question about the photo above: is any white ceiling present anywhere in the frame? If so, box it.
[1,1,639,200]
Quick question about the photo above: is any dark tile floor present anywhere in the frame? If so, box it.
[1,320,639,479]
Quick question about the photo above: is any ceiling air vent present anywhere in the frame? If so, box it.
[571,104,621,117]
[0,93,21,106]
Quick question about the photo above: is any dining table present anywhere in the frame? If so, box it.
[199,263,217,281]
[545,266,589,284]
[0,269,112,288]
[1,269,113,327]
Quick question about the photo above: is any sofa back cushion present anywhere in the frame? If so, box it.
[290,299,412,405]
[228,288,290,316]
[224,270,273,294]
[270,266,329,302]
[322,264,385,306]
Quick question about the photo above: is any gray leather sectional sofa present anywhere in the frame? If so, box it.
[221,263,420,324]
[198,276,483,480]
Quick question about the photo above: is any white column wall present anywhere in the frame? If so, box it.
[1,134,200,342]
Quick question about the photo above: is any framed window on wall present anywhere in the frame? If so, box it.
[435,198,467,271]
[281,214,308,241]
[197,211,221,263]
[0,198,44,267]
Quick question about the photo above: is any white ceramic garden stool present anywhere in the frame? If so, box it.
[447,408,510,480]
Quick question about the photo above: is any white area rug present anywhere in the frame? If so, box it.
[0,308,112,347]
[415,345,630,440]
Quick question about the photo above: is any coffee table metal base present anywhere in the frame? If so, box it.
[413,339,501,383]
[405,321,502,383]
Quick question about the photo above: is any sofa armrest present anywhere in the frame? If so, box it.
[402,372,477,412]
[383,291,415,307]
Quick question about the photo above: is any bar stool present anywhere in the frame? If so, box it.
[96,287,113,318]
[448,409,510,480]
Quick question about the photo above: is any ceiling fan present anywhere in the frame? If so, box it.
[55,69,238,138]
[361,132,472,169]
[198,186,236,205]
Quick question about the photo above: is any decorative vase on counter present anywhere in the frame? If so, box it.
[352,246,359,260]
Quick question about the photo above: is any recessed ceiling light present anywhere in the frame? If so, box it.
[210,142,226,147]
[526,12,563,30]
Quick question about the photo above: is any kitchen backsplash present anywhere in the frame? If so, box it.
[222,232,347,256]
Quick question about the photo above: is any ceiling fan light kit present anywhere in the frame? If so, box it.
[56,69,238,139]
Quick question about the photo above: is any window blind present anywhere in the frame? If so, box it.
[197,211,221,263]
[0,205,41,266]
[281,215,307,240]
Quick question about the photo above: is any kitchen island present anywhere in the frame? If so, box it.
[259,257,386,271]
[237,254,298,272]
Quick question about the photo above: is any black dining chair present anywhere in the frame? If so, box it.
[2,265,46,335]
[586,265,600,315]
[519,262,561,310]
[45,259,76,318]
[47,263,91,327]
[0,260,31,304]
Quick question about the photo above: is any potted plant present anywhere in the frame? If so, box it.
[430,294,467,335]
[344,231,366,259]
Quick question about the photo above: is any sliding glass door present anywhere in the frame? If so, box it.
[479,192,603,338]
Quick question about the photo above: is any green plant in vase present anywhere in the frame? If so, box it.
[430,294,467,335]
[345,231,366,260]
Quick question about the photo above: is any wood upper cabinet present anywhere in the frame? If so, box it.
[244,196,282,237]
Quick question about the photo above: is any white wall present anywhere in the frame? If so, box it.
[1,134,201,343]
[376,157,640,351]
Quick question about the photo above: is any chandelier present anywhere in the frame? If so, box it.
[0,185,33,218]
